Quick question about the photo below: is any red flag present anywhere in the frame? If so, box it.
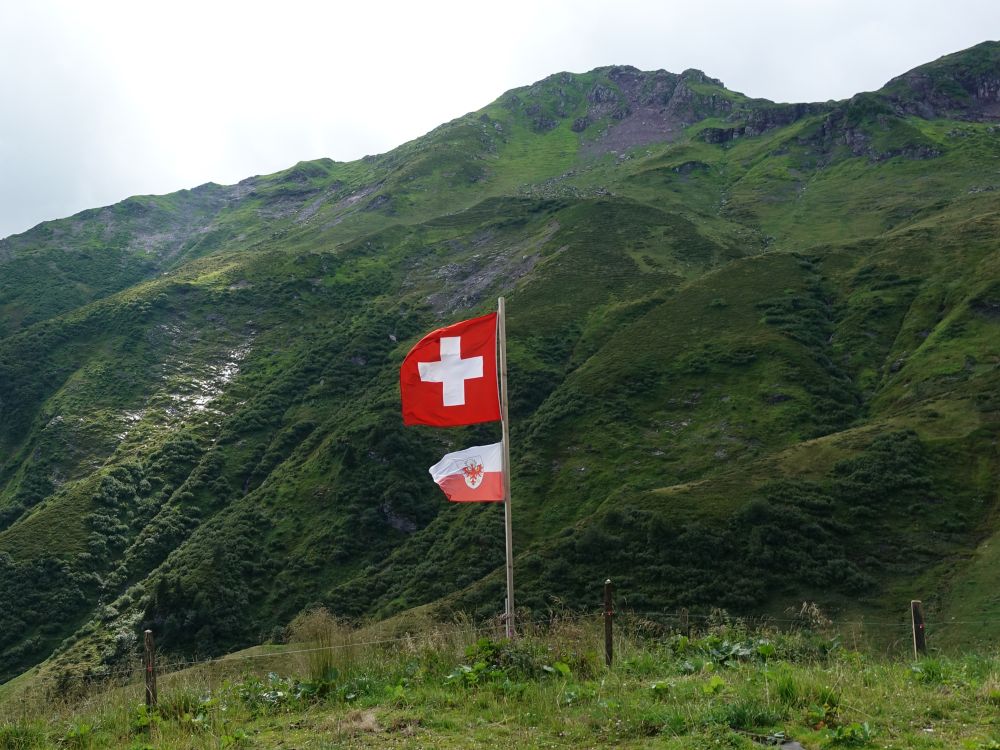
[400,312,501,427]
[429,442,504,502]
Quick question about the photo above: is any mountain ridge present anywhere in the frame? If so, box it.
[1,41,999,687]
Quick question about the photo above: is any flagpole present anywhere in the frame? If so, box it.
[498,296,515,639]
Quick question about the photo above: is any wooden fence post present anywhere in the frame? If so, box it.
[911,601,927,658]
[144,629,158,710]
[603,579,614,668]
[680,607,690,638]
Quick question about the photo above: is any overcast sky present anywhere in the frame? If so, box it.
[1,1,998,239]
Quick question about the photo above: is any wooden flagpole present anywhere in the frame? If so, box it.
[498,296,515,638]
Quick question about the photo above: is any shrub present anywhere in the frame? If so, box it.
[60,721,95,750]
[0,722,46,750]
[156,687,202,720]
[287,607,357,683]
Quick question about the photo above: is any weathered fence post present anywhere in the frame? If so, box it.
[604,579,614,668]
[680,607,690,638]
[911,600,927,658]
[144,629,158,710]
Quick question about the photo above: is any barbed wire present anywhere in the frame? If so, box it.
[618,610,1000,628]
[621,611,908,627]
[18,610,606,688]
[158,609,608,673]
[15,607,997,691]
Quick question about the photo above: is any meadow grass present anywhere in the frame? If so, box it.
[2,611,998,749]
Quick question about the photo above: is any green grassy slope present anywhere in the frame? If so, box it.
[1,42,999,685]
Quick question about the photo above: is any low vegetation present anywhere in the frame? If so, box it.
[3,611,998,749]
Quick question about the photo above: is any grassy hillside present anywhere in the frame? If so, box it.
[1,42,999,686]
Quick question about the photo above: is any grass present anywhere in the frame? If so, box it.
[3,613,999,749]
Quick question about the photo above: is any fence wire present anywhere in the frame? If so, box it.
[13,606,997,692]
[18,610,606,689]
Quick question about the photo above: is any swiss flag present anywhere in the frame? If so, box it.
[400,312,501,427]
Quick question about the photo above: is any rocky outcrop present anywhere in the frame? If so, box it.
[582,67,832,155]
[880,41,1000,121]
[502,42,1000,159]
[785,93,945,163]
[741,103,828,135]
[885,71,1000,120]
[699,103,830,145]
[700,127,739,144]
[578,68,741,154]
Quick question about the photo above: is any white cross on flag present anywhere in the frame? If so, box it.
[399,312,501,427]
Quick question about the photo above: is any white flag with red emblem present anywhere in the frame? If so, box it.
[428,442,504,503]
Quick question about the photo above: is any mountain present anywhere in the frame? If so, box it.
[1,41,999,685]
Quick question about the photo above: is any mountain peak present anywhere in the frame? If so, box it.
[496,64,767,154]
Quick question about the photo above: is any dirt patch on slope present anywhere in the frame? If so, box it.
[419,222,560,315]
